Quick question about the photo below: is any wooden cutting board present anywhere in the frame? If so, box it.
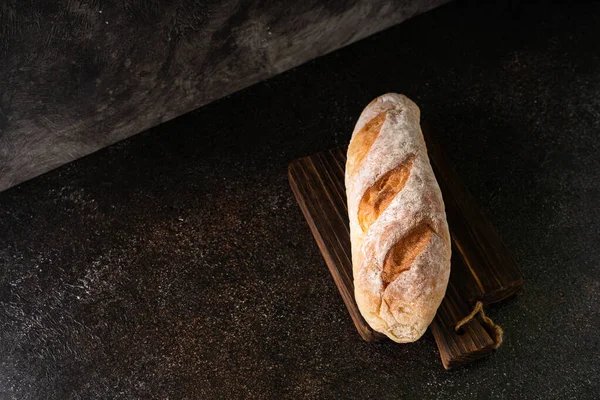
[288,127,523,370]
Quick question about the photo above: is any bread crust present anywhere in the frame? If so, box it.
[345,93,451,343]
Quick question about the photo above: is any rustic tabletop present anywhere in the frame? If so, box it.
[1,1,599,398]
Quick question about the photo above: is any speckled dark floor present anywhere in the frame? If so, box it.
[1,1,599,399]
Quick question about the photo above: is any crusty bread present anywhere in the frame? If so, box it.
[345,93,451,343]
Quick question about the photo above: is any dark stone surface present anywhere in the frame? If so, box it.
[1,1,599,398]
[0,0,446,192]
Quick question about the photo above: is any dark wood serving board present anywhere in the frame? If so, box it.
[288,128,523,370]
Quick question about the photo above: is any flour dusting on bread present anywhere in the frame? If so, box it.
[346,93,451,343]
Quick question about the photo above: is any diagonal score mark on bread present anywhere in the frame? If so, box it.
[381,222,434,290]
[346,112,387,177]
[357,154,415,233]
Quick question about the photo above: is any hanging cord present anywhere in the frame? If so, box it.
[455,301,504,349]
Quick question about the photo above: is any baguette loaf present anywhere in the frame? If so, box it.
[345,93,451,343]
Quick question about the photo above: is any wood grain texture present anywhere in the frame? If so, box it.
[288,148,386,342]
[421,125,525,305]
[431,280,496,370]
[288,139,523,369]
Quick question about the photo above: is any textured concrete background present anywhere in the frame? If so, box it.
[0,0,446,192]
[1,1,599,399]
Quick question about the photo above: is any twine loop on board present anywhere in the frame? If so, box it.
[455,301,504,349]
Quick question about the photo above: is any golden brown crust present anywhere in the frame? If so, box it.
[357,155,415,233]
[346,112,387,177]
[345,93,451,343]
[381,222,434,289]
